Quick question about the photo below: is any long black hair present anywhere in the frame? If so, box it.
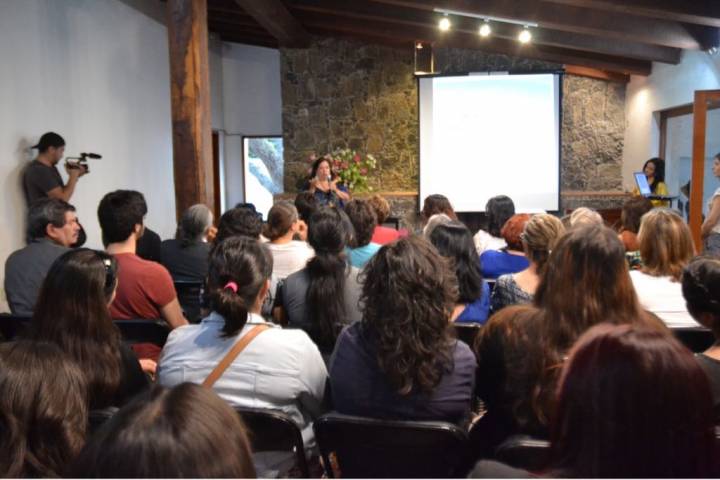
[305,207,351,351]
[643,157,665,193]
[208,237,272,338]
[485,195,515,238]
[429,221,483,304]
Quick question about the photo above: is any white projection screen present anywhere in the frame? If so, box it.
[419,73,561,212]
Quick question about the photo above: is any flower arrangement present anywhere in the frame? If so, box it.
[308,148,377,192]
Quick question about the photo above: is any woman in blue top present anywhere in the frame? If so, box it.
[305,156,350,208]
[480,213,530,280]
[430,221,490,324]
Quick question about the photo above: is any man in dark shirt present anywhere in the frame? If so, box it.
[23,132,86,206]
[4,198,80,315]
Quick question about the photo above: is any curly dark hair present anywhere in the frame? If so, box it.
[359,236,458,395]
[345,199,377,248]
[215,206,263,243]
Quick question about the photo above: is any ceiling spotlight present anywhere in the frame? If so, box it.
[479,21,491,37]
[439,15,451,31]
[416,42,423,49]
[518,26,532,44]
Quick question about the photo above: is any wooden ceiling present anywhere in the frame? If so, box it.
[207,0,720,76]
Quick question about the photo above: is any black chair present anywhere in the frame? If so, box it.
[235,406,309,478]
[113,319,170,347]
[173,279,205,323]
[0,313,31,341]
[88,406,119,434]
[454,323,482,347]
[313,412,468,478]
[672,326,714,353]
[494,434,551,472]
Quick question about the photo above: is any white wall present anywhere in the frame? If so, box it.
[0,0,175,309]
[220,43,282,208]
[623,50,720,190]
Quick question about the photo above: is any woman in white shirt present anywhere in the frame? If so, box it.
[474,195,515,254]
[701,153,720,256]
[263,201,314,279]
[157,237,327,453]
[629,208,698,328]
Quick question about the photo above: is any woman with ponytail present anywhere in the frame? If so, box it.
[277,207,362,357]
[157,236,327,450]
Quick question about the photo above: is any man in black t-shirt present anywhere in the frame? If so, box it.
[23,132,86,206]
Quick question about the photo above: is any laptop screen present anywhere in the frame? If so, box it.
[634,172,651,196]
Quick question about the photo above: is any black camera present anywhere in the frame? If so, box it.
[65,152,102,173]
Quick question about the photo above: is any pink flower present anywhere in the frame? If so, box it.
[353,154,360,163]
[342,162,349,169]
[360,168,368,175]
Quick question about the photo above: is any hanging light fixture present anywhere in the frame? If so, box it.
[518,26,532,44]
[478,20,491,37]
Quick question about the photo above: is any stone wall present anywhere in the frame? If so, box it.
[280,37,627,225]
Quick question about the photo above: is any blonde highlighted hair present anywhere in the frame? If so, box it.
[638,208,694,281]
[522,214,565,274]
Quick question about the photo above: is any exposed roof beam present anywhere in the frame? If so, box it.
[540,0,720,28]
[297,14,651,75]
[368,0,702,50]
[290,0,680,63]
[233,0,310,47]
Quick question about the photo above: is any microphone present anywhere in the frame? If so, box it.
[80,152,102,159]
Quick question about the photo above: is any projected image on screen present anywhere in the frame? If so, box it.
[243,136,284,220]
[419,74,560,212]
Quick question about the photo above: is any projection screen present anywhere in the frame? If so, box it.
[418,73,561,212]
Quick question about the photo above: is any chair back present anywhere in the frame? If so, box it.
[453,323,482,347]
[672,326,715,353]
[173,279,205,323]
[113,319,170,347]
[494,435,551,472]
[235,407,309,477]
[0,313,31,341]
[88,406,119,434]
[313,412,468,478]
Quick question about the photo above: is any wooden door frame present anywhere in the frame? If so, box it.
[689,90,720,250]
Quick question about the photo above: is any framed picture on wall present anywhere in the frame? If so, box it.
[242,136,284,220]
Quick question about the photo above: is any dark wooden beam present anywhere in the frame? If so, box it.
[540,0,720,28]
[367,0,703,50]
[299,14,651,75]
[167,0,215,221]
[564,65,630,83]
[233,0,310,47]
[290,0,680,63]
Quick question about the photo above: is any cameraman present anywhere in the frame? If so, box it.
[23,132,87,206]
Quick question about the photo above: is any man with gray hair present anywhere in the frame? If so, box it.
[4,198,80,314]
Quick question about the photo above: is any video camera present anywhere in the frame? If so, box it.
[65,152,102,173]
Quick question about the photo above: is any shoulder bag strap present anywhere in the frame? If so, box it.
[202,324,271,388]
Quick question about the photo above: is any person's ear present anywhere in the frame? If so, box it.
[134,223,144,238]
[46,223,61,242]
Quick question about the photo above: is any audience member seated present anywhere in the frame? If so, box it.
[345,199,381,268]
[264,201,314,279]
[0,340,87,478]
[568,207,603,228]
[4,198,79,315]
[276,208,362,357]
[27,249,149,408]
[682,256,720,419]
[135,225,161,262]
[294,192,318,241]
[474,195,514,254]
[214,204,263,244]
[161,203,214,282]
[367,194,402,245]
[473,324,716,478]
[330,236,476,425]
[491,214,564,313]
[422,213,453,239]
[420,194,457,235]
[479,214,530,280]
[429,221,490,324]
[475,225,665,441]
[68,383,256,478]
[629,209,697,328]
[619,196,654,270]
[157,237,327,450]
[98,190,187,329]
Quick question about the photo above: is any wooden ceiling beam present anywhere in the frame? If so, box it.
[540,0,720,28]
[298,15,651,75]
[290,0,680,64]
[233,0,310,47]
[367,0,702,50]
